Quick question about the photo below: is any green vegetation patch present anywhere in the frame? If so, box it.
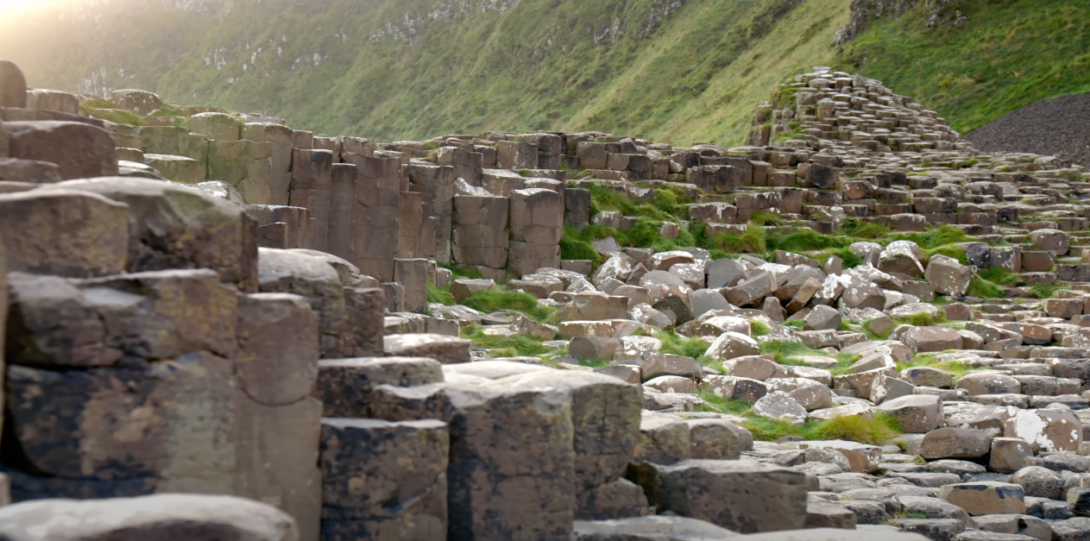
[437,263,486,280]
[897,353,985,382]
[759,340,829,365]
[838,1,1090,135]
[427,282,456,306]
[655,330,712,359]
[461,287,557,323]
[80,103,146,126]
[461,324,551,358]
[751,321,773,337]
[698,391,902,445]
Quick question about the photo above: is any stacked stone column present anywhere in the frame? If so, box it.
[344,154,401,282]
[508,187,563,277]
[452,193,509,281]
[408,163,455,263]
[242,122,295,205]
[193,113,275,203]
[327,163,357,261]
[289,148,335,252]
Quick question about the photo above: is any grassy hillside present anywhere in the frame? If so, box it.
[0,0,849,144]
[1,0,1084,144]
[836,0,1090,135]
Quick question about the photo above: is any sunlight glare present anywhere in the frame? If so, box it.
[0,0,70,17]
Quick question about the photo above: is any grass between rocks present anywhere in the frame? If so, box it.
[698,392,903,445]
[427,282,456,306]
[860,318,893,341]
[967,268,1064,299]
[654,330,711,359]
[894,312,946,328]
[652,330,721,372]
[573,185,984,270]
[560,226,604,265]
[460,287,558,324]
[436,263,486,280]
[896,353,984,382]
[759,340,828,364]
[966,277,1006,299]
[461,325,551,358]
[968,269,1064,300]
[751,321,773,336]
[1031,284,1063,299]
[758,340,859,376]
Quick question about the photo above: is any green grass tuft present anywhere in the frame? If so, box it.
[461,324,551,357]
[759,340,828,365]
[801,412,902,445]
[839,218,891,239]
[437,263,486,280]
[978,268,1026,286]
[751,321,773,337]
[890,226,976,250]
[897,354,983,381]
[427,282,455,306]
[966,278,1005,299]
[559,226,603,265]
[461,287,557,323]
[749,212,784,226]
[1031,284,1062,299]
[655,330,711,359]
[698,391,902,445]
[896,312,943,327]
[707,227,768,254]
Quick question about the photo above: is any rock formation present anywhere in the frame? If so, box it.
[4,58,1090,541]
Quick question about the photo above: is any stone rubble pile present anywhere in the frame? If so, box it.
[7,55,1090,541]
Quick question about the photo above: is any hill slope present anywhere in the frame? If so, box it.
[0,0,850,144]
[2,0,1087,145]
[835,0,1090,136]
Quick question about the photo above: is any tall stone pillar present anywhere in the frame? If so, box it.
[289,149,334,252]
[395,191,425,259]
[234,292,323,541]
[242,123,295,205]
[328,163,357,262]
[408,163,454,264]
[393,258,429,314]
[346,154,401,282]
[452,194,509,281]
[508,188,563,277]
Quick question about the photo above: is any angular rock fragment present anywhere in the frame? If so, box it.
[635,459,807,533]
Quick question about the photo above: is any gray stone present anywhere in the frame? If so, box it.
[573,515,740,540]
[0,494,298,541]
[319,418,448,539]
[876,395,943,434]
[634,459,807,533]
[384,334,471,364]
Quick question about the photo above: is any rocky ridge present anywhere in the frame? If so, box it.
[5,57,1090,541]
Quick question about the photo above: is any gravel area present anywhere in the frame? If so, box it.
[965,93,1090,167]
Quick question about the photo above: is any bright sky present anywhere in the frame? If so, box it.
[0,0,68,17]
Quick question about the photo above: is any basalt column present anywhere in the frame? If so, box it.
[347,154,401,282]
[289,148,334,252]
